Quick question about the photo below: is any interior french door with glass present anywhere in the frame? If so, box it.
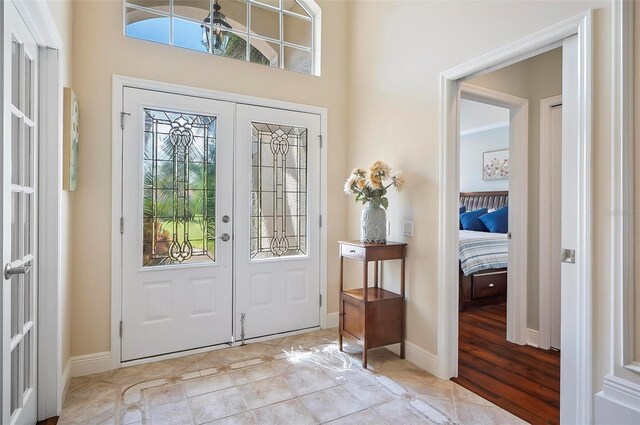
[234,105,321,340]
[3,2,39,423]
[121,88,235,361]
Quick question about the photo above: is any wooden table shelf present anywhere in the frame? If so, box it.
[338,240,407,368]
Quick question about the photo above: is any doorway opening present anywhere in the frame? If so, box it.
[453,47,563,425]
[438,10,593,425]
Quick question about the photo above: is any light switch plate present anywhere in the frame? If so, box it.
[403,221,414,237]
[387,221,391,235]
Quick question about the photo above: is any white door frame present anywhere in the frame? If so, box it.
[538,94,562,350]
[111,75,328,369]
[460,83,529,345]
[4,0,65,419]
[437,10,592,424]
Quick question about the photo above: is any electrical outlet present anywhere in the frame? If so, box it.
[403,221,414,237]
[387,221,391,235]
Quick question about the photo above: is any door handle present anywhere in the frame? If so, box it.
[4,262,32,280]
[218,233,231,242]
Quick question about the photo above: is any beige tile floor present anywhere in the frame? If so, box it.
[59,328,526,425]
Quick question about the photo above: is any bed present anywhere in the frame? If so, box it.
[459,191,509,311]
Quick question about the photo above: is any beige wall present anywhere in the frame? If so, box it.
[346,0,612,393]
[70,0,349,357]
[67,0,619,399]
[45,0,74,374]
[467,47,563,331]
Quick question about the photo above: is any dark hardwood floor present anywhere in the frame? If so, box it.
[452,304,560,425]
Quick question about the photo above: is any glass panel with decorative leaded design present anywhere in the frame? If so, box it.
[250,122,307,259]
[142,108,217,266]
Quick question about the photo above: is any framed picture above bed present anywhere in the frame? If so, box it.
[482,149,509,181]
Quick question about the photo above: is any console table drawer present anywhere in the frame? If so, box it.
[472,272,507,299]
[341,244,366,260]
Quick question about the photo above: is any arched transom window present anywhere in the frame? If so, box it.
[125,0,319,75]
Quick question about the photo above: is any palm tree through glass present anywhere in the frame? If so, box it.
[143,109,217,266]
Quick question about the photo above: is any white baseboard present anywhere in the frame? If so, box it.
[70,352,112,377]
[59,358,71,411]
[526,328,540,347]
[595,374,640,424]
[404,340,440,377]
[326,312,339,328]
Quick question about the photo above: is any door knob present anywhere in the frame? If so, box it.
[219,233,231,242]
[4,262,32,280]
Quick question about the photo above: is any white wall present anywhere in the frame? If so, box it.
[459,126,509,192]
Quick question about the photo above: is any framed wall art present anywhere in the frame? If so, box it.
[482,148,509,181]
[63,87,79,191]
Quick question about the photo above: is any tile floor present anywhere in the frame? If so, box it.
[59,328,526,425]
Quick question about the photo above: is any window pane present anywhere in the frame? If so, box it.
[23,332,32,396]
[220,0,247,28]
[11,38,20,108]
[24,124,33,188]
[24,194,31,257]
[11,192,20,262]
[249,38,279,67]
[12,114,20,185]
[283,0,309,17]
[128,0,170,13]
[217,31,248,60]
[125,8,170,45]
[24,54,33,119]
[24,262,32,324]
[173,18,209,52]
[250,122,308,259]
[250,4,280,40]
[11,274,20,339]
[284,46,310,73]
[253,0,280,9]
[283,13,311,48]
[173,0,209,22]
[142,108,217,267]
[11,346,19,415]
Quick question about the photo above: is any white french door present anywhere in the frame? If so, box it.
[119,88,322,361]
[3,2,38,424]
[121,88,235,361]
[234,105,321,340]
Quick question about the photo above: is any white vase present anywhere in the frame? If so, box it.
[360,201,387,244]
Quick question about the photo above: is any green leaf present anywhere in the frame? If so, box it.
[381,197,389,209]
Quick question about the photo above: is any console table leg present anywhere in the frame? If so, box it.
[362,344,368,368]
[339,333,343,352]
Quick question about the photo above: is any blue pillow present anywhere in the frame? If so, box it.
[459,206,467,229]
[460,208,489,231]
[479,206,509,233]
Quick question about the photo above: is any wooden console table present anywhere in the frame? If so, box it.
[338,240,407,368]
